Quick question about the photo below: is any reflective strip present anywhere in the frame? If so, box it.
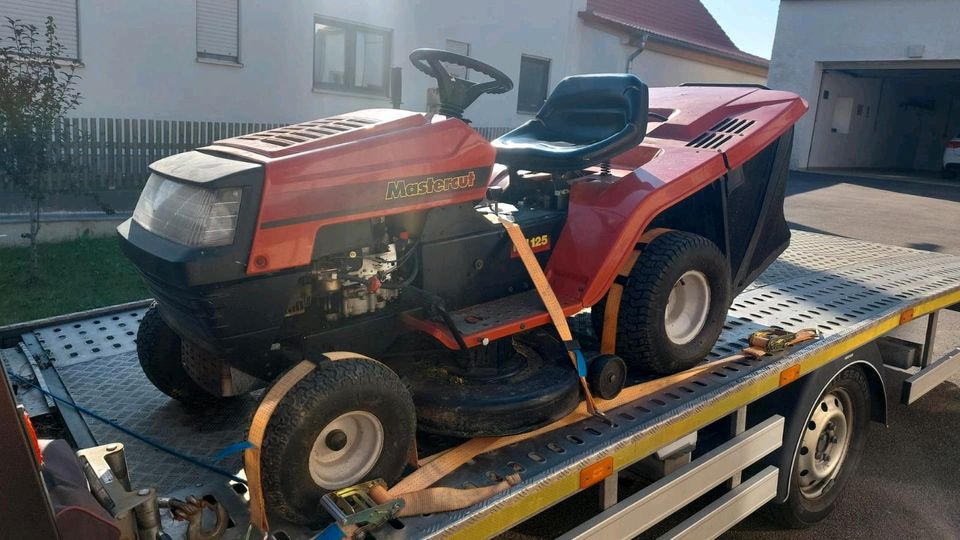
[448,289,960,538]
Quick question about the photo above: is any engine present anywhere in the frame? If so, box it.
[282,172,570,324]
[285,218,412,321]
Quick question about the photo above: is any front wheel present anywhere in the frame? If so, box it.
[768,367,871,528]
[137,305,220,403]
[592,231,731,374]
[259,356,416,527]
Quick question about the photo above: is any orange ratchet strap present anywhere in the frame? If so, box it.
[600,228,671,355]
[496,215,605,419]
[245,332,819,532]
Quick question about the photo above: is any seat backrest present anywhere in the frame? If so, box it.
[492,74,648,172]
[538,74,648,144]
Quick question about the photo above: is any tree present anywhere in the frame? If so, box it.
[0,16,82,280]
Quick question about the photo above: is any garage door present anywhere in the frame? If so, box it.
[807,62,960,174]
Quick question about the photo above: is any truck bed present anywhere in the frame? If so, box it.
[4,231,960,539]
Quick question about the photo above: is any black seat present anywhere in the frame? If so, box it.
[492,74,648,172]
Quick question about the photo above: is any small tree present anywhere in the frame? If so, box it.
[0,16,82,280]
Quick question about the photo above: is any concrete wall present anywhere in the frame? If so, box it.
[630,48,767,87]
[769,0,960,168]
[576,25,767,87]
[71,0,587,130]
[67,0,764,131]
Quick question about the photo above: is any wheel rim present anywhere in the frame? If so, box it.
[308,411,384,489]
[664,270,711,345]
[797,389,853,499]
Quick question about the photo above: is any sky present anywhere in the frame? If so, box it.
[701,0,781,59]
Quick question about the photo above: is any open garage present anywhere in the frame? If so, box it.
[807,63,960,175]
[768,0,960,176]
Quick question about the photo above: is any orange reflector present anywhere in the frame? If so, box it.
[779,365,801,387]
[580,456,614,489]
[900,308,915,324]
[22,411,42,465]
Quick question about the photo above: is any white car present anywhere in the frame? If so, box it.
[944,133,960,178]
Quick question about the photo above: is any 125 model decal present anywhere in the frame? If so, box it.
[511,234,551,257]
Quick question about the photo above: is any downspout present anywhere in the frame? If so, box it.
[625,32,648,74]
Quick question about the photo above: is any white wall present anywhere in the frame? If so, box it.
[70,0,586,129]
[630,48,766,87]
[67,0,765,131]
[769,0,960,168]
[807,72,884,168]
[574,25,766,88]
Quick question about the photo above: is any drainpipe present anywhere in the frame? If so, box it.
[625,33,649,74]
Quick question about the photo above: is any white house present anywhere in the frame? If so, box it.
[2,0,767,131]
[768,0,960,172]
[0,0,767,243]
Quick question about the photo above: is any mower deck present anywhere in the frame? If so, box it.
[4,231,960,539]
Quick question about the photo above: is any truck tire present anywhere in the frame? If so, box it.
[136,305,219,403]
[259,356,416,527]
[768,366,871,528]
[592,231,730,374]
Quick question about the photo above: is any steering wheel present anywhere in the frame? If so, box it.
[409,48,514,119]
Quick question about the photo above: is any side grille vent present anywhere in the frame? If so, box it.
[710,117,755,134]
[686,117,756,150]
[237,116,378,147]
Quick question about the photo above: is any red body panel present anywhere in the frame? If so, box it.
[546,87,808,306]
[208,109,495,273]
[206,88,807,319]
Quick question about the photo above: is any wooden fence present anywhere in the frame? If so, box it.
[1,118,512,194]
[10,118,286,193]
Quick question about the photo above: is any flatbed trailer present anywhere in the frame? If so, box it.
[3,230,960,539]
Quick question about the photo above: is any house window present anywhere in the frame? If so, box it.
[314,17,392,96]
[445,39,470,80]
[517,55,550,114]
[197,0,240,64]
[0,0,80,60]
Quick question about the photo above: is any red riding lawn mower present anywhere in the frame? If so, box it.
[119,49,807,525]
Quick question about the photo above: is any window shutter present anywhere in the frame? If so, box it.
[445,39,470,80]
[197,0,239,61]
[0,0,79,59]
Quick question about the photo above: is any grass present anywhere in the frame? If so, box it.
[0,236,150,326]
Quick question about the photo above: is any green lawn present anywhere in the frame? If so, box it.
[0,236,150,326]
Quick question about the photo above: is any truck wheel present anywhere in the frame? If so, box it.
[592,231,730,374]
[259,356,416,527]
[136,305,219,403]
[769,367,870,528]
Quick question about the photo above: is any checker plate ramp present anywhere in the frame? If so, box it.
[34,307,146,367]
[29,231,960,538]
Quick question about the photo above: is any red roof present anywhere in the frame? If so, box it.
[584,0,769,67]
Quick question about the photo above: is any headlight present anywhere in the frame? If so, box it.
[133,174,242,247]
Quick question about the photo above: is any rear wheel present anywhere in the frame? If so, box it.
[768,367,870,528]
[136,305,220,403]
[592,231,730,374]
[259,356,416,527]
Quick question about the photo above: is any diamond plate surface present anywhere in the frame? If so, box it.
[38,231,960,537]
[34,308,146,367]
[372,233,960,539]
[56,351,258,495]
